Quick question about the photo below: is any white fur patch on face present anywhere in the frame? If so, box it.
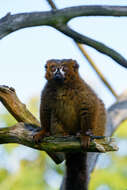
[53,69,57,74]
[53,68,65,77]
[60,68,65,76]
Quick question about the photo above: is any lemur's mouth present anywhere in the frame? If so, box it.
[54,72,62,80]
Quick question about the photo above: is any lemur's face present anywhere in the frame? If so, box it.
[45,59,79,82]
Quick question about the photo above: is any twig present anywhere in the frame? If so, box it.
[46,0,57,9]
[76,43,119,99]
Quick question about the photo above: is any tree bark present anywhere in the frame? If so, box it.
[0,122,118,152]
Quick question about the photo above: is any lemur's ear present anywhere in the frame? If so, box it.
[73,61,79,71]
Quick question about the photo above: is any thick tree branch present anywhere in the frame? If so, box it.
[1,5,127,40]
[0,6,127,68]
[0,122,118,152]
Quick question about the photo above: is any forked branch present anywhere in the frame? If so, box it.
[0,6,127,68]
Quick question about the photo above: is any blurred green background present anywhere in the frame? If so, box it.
[0,97,127,190]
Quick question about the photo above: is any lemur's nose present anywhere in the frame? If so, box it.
[54,68,62,80]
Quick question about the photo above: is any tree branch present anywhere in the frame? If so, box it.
[46,0,57,9]
[1,5,127,39]
[0,122,118,152]
[0,6,127,68]
[0,85,40,126]
[57,25,127,68]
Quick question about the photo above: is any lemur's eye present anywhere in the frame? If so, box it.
[62,66,68,72]
[51,65,57,72]
[45,65,47,69]
[73,62,79,71]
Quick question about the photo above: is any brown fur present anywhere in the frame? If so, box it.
[34,59,106,190]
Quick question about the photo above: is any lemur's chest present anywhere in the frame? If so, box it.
[52,89,79,132]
